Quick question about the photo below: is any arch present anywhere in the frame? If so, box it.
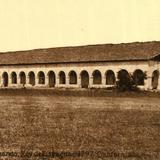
[38,71,45,84]
[59,71,66,84]
[2,72,8,87]
[152,70,159,89]
[28,71,35,86]
[92,70,102,84]
[19,71,26,85]
[69,71,77,84]
[11,72,17,84]
[80,70,89,88]
[117,69,131,91]
[48,71,55,87]
[105,70,115,85]
[133,69,145,85]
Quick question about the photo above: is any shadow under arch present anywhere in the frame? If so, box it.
[38,71,45,84]
[28,71,35,86]
[2,72,8,87]
[80,70,89,88]
[152,70,159,89]
[68,70,77,84]
[59,71,66,84]
[105,70,115,85]
[11,72,17,84]
[117,69,131,91]
[92,70,102,84]
[19,71,26,85]
[48,71,55,87]
[133,69,145,86]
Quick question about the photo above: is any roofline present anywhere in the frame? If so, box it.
[151,52,160,59]
[0,40,159,53]
[0,59,149,66]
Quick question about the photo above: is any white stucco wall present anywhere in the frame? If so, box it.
[0,60,159,90]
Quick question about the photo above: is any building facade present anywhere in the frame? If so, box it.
[0,41,160,90]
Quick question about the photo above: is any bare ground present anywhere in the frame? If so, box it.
[0,89,159,160]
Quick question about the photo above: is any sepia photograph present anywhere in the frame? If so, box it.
[0,0,159,159]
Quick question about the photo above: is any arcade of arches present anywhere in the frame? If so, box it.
[0,69,160,90]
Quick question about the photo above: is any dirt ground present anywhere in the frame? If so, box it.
[0,89,159,160]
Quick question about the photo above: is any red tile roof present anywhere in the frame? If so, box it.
[0,41,160,65]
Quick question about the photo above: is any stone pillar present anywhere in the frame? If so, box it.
[147,77,152,90]
[115,72,119,87]
[17,75,20,86]
[66,76,69,87]
[144,71,152,90]
[0,75,2,87]
[45,75,49,87]
[0,77,2,87]
[25,75,30,86]
[115,72,119,82]
[55,75,59,87]
[89,76,93,88]
[157,74,160,90]
[35,76,39,86]
[26,75,30,86]
[8,75,12,87]
[102,75,106,86]
[77,75,81,88]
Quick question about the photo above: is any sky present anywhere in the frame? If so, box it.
[0,0,160,51]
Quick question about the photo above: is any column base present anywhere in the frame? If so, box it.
[25,84,34,88]
[34,84,48,88]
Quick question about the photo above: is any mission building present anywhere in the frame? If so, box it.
[0,41,160,91]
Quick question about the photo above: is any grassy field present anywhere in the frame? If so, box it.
[0,89,159,160]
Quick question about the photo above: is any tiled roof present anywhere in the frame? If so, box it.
[0,41,160,65]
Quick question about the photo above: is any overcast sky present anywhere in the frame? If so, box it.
[0,0,160,51]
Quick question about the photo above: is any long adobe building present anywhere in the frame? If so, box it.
[0,41,160,90]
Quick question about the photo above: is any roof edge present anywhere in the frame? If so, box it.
[0,40,160,54]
